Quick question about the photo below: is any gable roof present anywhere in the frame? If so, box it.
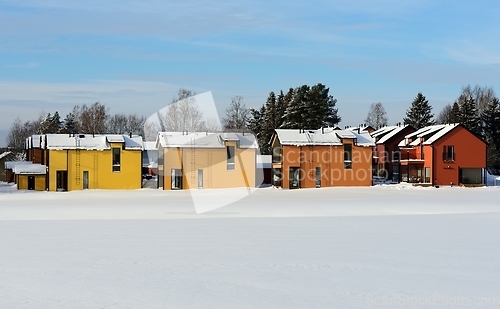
[274,128,375,147]
[156,132,258,149]
[397,123,484,147]
[375,125,414,144]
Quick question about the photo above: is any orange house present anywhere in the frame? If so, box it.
[398,124,487,186]
[371,125,416,182]
[271,128,375,189]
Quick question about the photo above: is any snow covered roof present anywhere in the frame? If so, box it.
[375,125,412,144]
[0,151,12,160]
[156,132,258,149]
[13,164,46,175]
[32,134,143,150]
[5,161,32,169]
[274,128,375,147]
[398,124,460,147]
[423,124,460,145]
[371,126,399,138]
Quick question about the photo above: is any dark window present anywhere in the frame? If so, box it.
[442,145,454,161]
[315,167,321,188]
[227,146,235,171]
[112,148,121,172]
[344,144,352,169]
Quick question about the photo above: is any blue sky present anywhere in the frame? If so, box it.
[1,0,500,145]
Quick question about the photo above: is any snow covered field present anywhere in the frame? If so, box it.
[1,184,500,308]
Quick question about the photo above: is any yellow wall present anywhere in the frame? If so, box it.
[161,144,256,190]
[16,175,46,191]
[47,143,142,191]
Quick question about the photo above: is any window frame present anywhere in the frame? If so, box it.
[226,145,235,171]
[344,144,352,169]
[112,147,121,172]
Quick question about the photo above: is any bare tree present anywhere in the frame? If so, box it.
[126,114,146,137]
[222,96,249,131]
[459,85,495,115]
[107,113,129,134]
[160,89,207,132]
[364,102,388,129]
[73,102,109,134]
[436,103,460,124]
[436,104,452,124]
[6,114,43,151]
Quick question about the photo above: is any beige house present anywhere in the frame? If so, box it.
[156,132,258,190]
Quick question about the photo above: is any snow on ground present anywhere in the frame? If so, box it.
[1,185,500,308]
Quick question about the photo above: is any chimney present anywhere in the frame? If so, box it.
[322,127,324,134]
[129,132,132,138]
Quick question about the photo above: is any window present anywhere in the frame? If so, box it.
[442,145,455,162]
[344,144,352,169]
[112,148,121,172]
[226,146,235,171]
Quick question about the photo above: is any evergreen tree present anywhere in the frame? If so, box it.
[450,102,460,123]
[281,85,309,129]
[38,113,52,134]
[481,97,500,171]
[247,105,270,154]
[276,90,288,127]
[62,112,76,134]
[403,92,435,129]
[48,111,63,133]
[459,96,481,134]
[306,83,341,128]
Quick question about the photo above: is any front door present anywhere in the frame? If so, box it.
[56,171,68,191]
[83,171,89,189]
[198,169,203,189]
[289,167,300,189]
[171,169,182,190]
[27,176,35,190]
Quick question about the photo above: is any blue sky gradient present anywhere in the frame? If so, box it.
[1,0,500,145]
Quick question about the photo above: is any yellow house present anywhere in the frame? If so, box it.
[156,132,258,190]
[28,134,143,191]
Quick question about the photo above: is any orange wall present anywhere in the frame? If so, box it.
[432,127,486,186]
[280,141,372,188]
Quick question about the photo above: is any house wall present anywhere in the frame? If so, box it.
[280,141,372,189]
[432,127,486,186]
[16,174,46,191]
[47,145,142,191]
[161,144,256,190]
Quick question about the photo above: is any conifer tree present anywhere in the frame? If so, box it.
[403,92,434,129]
[62,112,76,134]
[38,113,52,134]
[48,111,63,133]
[281,85,309,129]
[482,97,500,171]
[459,96,481,134]
[450,102,460,123]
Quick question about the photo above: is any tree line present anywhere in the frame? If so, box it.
[6,102,146,150]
